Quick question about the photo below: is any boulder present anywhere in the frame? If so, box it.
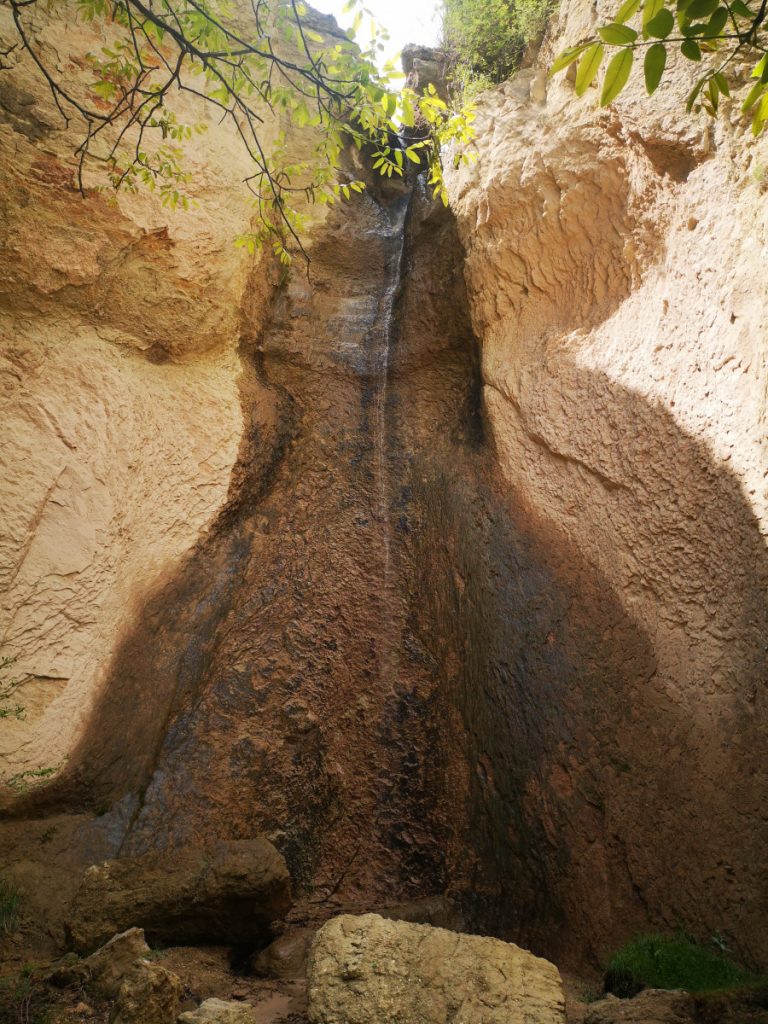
[177,998,260,1023]
[250,926,314,979]
[46,927,151,996]
[111,961,183,1024]
[306,913,565,1024]
[85,927,152,997]
[585,990,696,1023]
[67,839,291,952]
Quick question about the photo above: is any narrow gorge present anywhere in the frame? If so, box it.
[0,1,766,1020]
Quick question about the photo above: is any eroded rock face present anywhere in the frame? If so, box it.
[66,840,290,952]
[306,913,566,1024]
[0,0,765,985]
[444,0,768,969]
[0,0,328,786]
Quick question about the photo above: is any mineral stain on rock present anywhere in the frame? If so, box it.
[1,0,767,995]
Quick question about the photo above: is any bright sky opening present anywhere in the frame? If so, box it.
[310,0,443,72]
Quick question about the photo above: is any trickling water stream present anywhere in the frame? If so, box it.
[370,190,413,694]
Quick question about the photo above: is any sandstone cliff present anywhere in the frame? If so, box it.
[444,0,768,967]
[0,0,766,980]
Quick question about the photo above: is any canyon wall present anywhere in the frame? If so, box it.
[444,0,767,968]
[0,4,341,781]
[0,0,766,979]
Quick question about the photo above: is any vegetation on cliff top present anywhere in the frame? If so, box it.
[442,0,553,93]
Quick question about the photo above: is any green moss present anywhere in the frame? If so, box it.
[604,933,759,998]
[443,0,554,92]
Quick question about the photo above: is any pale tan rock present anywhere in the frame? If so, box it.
[111,961,183,1024]
[177,999,260,1023]
[306,913,565,1024]
[444,0,768,967]
[0,0,334,788]
[83,927,151,998]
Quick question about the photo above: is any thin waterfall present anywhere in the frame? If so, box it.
[371,187,413,689]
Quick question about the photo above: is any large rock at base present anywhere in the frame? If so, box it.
[584,990,695,1023]
[111,961,183,1024]
[306,913,565,1024]
[67,839,291,952]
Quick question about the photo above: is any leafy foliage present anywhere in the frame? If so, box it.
[0,0,475,261]
[443,0,553,93]
[604,932,759,997]
[551,0,768,133]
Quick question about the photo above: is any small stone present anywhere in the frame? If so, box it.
[177,997,260,1023]
[84,927,151,998]
[584,989,696,1024]
[73,1004,93,1016]
[111,961,183,1024]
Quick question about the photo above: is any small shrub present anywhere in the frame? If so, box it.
[604,932,757,997]
[0,875,21,934]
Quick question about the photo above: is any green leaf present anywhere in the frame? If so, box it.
[706,6,729,33]
[681,38,702,60]
[600,47,634,105]
[684,0,719,17]
[712,71,730,96]
[575,42,605,96]
[752,91,768,134]
[741,79,766,112]
[616,0,643,22]
[644,42,667,93]
[685,77,705,110]
[550,41,593,75]
[707,77,720,111]
[730,0,752,15]
[646,8,675,34]
[754,54,768,82]
[598,22,639,43]
[642,0,665,29]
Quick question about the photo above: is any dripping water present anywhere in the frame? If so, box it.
[371,186,413,689]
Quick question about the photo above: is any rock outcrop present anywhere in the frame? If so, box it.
[307,913,565,1024]
[66,840,290,952]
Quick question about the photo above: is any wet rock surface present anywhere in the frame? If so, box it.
[307,913,566,1024]
[67,840,290,952]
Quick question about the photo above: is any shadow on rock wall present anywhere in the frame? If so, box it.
[3,190,766,975]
